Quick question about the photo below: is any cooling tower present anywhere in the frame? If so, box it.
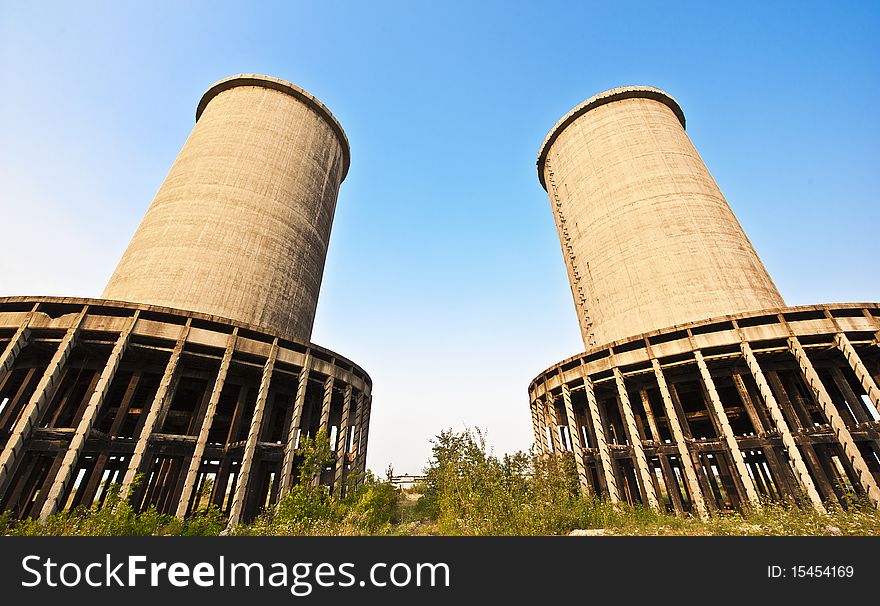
[538,86,784,349]
[529,87,880,516]
[103,74,350,342]
[0,75,371,526]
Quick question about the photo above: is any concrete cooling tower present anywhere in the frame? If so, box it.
[529,87,880,517]
[103,75,349,342]
[537,87,783,349]
[0,75,371,526]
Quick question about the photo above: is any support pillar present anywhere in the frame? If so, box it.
[740,341,826,512]
[612,367,659,511]
[581,374,619,504]
[278,355,310,501]
[658,453,685,515]
[313,374,335,487]
[640,389,662,443]
[835,333,880,418]
[77,373,141,507]
[226,338,279,528]
[561,384,590,495]
[651,358,708,519]
[0,307,87,493]
[732,373,766,436]
[694,351,761,509]
[40,312,140,520]
[348,387,364,482]
[544,395,564,453]
[119,320,190,502]
[830,367,872,424]
[175,330,237,518]
[530,399,544,454]
[0,304,36,387]
[333,384,353,494]
[355,393,372,486]
[319,375,334,435]
[788,337,880,508]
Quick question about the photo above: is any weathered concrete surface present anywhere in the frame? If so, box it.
[538,86,784,349]
[103,74,349,341]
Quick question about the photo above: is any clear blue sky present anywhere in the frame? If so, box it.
[1,1,878,475]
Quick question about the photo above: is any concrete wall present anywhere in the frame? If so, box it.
[538,86,784,349]
[103,74,349,342]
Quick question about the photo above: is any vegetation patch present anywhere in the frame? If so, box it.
[3,428,878,536]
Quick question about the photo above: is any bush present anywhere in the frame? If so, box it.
[414,427,880,536]
[417,427,606,535]
[236,430,400,536]
[4,427,878,536]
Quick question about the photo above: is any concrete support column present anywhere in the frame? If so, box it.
[835,333,880,417]
[544,395,564,453]
[612,368,659,510]
[639,389,662,443]
[788,337,880,508]
[348,386,364,481]
[732,373,767,436]
[0,307,87,493]
[226,338,279,528]
[278,355,310,501]
[658,452,685,515]
[694,351,761,509]
[333,384,353,493]
[77,373,141,507]
[319,375,334,434]
[534,397,550,455]
[651,359,708,519]
[313,374,335,487]
[355,394,372,486]
[561,384,590,494]
[0,304,37,387]
[830,367,872,424]
[740,342,826,512]
[581,374,619,504]
[40,312,140,520]
[530,399,544,455]
[120,320,191,502]
[175,329,237,519]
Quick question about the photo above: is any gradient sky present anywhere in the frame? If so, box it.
[1,1,878,475]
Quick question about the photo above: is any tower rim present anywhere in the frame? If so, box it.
[536,86,685,191]
[196,73,351,181]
